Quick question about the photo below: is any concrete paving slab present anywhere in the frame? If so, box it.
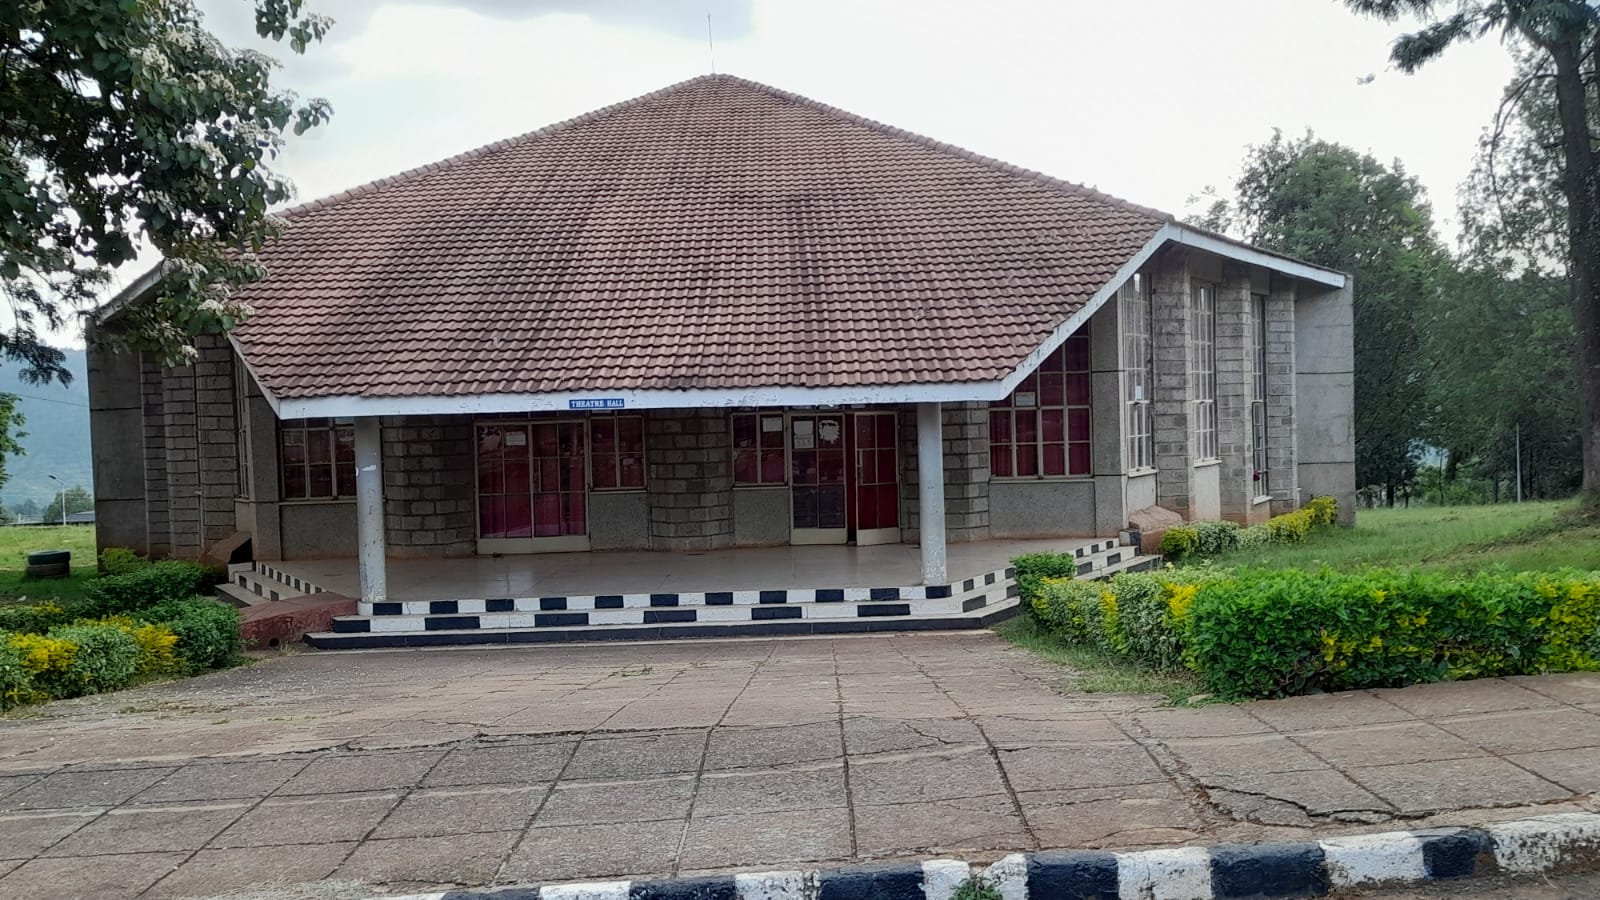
[502,819,684,883]
[42,801,247,856]
[209,792,401,848]
[0,633,1594,895]
[372,786,542,839]
[0,850,190,899]
[537,776,695,826]
[143,842,355,899]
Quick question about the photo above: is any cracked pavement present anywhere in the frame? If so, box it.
[0,633,1597,897]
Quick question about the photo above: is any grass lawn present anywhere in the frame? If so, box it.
[0,525,97,605]
[1205,500,1598,573]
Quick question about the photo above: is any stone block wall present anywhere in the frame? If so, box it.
[1215,266,1254,522]
[1266,275,1300,514]
[160,362,202,559]
[646,408,734,551]
[141,357,171,557]
[193,335,239,547]
[380,415,476,557]
[901,402,991,543]
[1151,248,1195,517]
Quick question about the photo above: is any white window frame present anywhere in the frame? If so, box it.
[1191,283,1219,463]
[1121,272,1154,472]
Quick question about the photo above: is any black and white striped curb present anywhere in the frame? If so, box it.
[380,812,1600,900]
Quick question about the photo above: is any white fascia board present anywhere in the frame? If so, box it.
[226,334,285,417]
[990,227,1170,399]
[1166,224,1347,287]
[267,380,999,420]
[88,262,166,325]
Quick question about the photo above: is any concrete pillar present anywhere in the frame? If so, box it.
[916,402,947,584]
[354,416,387,605]
[1150,248,1196,518]
[1215,265,1254,522]
[1265,275,1300,515]
[1294,280,1358,524]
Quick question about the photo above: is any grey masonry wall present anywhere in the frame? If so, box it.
[1295,281,1358,524]
[380,416,476,557]
[140,357,170,557]
[646,408,735,551]
[1151,247,1196,518]
[85,335,147,553]
[1215,265,1254,523]
[193,335,239,549]
[90,246,1354,563]
[1266,275,1300,515]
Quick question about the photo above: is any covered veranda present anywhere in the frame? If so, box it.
[265,537,1101,603]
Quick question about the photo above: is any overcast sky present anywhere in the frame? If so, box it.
[82,0,1514,348]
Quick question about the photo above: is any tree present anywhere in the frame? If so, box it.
[1192,131,1447,504]
[2,0,333,384]
[12,497,38,518]
[43,483,91,522]
[1346,0,1600,501]
[0,393,21,495]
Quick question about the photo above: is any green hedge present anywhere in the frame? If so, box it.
[1028,566,1600,699]
[1160,496,1339,561]
[83,560,214,617]
[138,599,243,673]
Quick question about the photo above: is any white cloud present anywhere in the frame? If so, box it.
[272,0,1514,242]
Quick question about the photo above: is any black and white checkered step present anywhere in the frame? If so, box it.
[224,561,326,604]
[302,540,1148,649]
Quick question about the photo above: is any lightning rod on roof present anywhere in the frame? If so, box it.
[707,12,716,74]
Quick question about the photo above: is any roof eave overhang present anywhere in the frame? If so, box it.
[88,261,167,326]
[246,224,1349,420]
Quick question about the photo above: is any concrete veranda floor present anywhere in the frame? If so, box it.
[269,538,1095,600]
[0,633,1597,898]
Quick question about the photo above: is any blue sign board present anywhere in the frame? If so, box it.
[569,398,625,410]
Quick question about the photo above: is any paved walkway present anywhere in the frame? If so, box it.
[0,633,1596,898]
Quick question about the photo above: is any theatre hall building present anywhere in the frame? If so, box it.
[88,75,1354,644]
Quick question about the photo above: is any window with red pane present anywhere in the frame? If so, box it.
[990,333,1092,478]
[589,414,646,490]
[731,412,786,485]
[280,419,356,500]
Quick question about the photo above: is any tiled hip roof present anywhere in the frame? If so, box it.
[230,74,1170,403]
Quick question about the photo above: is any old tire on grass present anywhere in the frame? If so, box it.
[25,550,70,579]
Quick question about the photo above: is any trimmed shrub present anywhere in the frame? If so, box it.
[87,616,183,679]
[99,547,151,576]
[84,560,212,617]
[138,599,243,673]
[47,623,140,696]
[1159,526,1199,559]
[1035,578,1113,649]
[7,631,78,698]
[0,601,76,635]
[1185,568,1600,700]
[1193,521,1242,557]
[1162,496,1340,562]
[0,634,35,710]
[1014,553,1084,615]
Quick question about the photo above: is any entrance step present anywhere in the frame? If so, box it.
[225,561,329,606]
[303,537,1153,649]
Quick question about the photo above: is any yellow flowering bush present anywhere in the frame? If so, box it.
[7,632,78,699]
[1161,496,1340,560]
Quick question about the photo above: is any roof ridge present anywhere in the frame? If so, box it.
[278,73,1175,224]
[277,73,731,218]
[710,75,1175,224]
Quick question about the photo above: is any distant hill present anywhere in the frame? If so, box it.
[0,348,93,510]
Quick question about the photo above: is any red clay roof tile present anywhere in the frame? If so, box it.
[232,74,1171,401]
